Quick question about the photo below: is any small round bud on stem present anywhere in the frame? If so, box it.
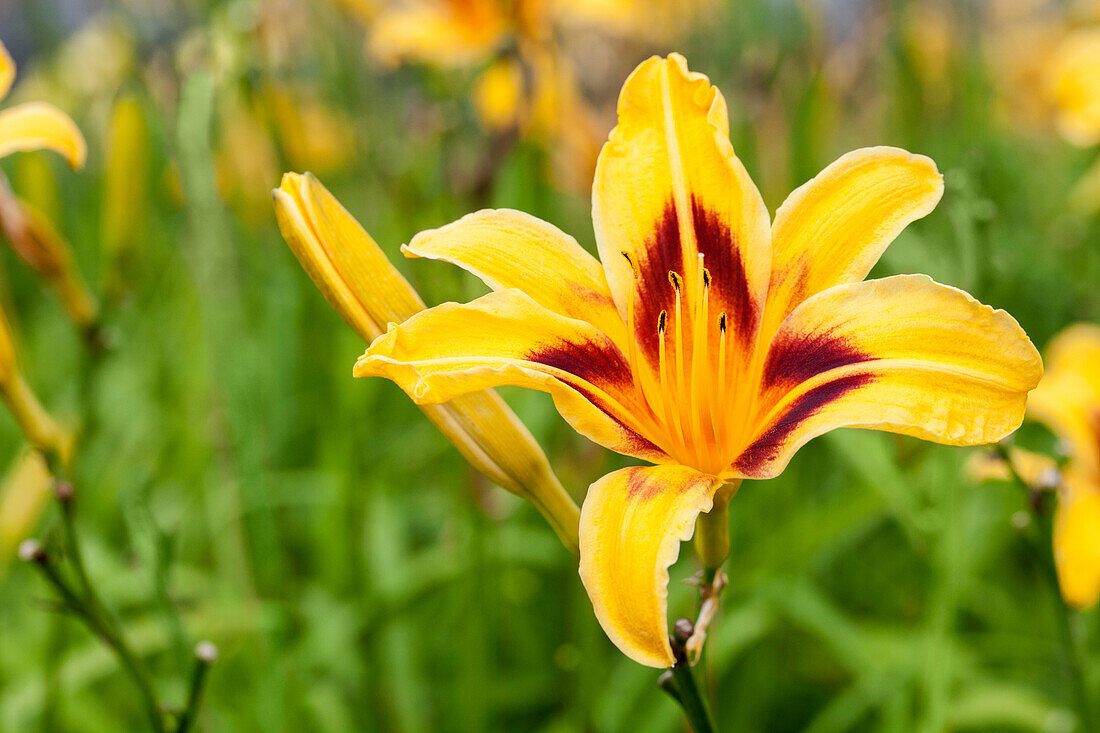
[673,617,695,643]
[53,480,75,506]
[195,641,219,664]
[17,539,45,563]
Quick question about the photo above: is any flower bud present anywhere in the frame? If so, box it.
[273,172,579,551]
[0,176,98,328]
[0,451,51,573]
[102,93,150,295]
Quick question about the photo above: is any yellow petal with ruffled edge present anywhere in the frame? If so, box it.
[356,289,670,464]
[762,147,943,338]
[0,102,86,168]
[0,41,13,102]
[1027,324,1100,475]
[403,208,627,346]
[1055,472,1100,609]
[734,275,1042,478]
[592,54,771,381]
[579,464,724,667]
[274,173,580,548]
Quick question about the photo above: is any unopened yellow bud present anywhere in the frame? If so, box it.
[0,176,98,328]
[103,93,149,292]
[0,448,52,576]
[0,308,71,464]
[273,172,579,551]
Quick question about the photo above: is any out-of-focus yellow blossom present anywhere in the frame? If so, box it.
[1048,28,1100,146]
[902,2,956,110]
[368,0,509,69]
[972,324,1100,608]
[987,2,1100,145]
[473,57,525,132]
[352,0,708,192]
[354,55,1042,666]
[216,96,281,223]
[0,449,53,575]
[265,86,359,175]
[273,172,580,551]
[216,86,357,222]
[103,94,150,296]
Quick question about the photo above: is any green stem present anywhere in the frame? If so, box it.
[175,643,217,733]
[666,649,717,733]
[1032,491,1094,732]
[994,444,1093,731]
[28,553,165,733]
[694,481,739,570]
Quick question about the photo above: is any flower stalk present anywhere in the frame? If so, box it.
[660,618,717,733]
[994,442,1094,731]
[175,642,218,733]
[20,531,166,733]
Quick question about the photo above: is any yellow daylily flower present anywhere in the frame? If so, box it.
[1048,27,1100,146]
[0,41,85,168]
[986,4,1100,147]
[354,54,1043,667]
[273,172,580,550]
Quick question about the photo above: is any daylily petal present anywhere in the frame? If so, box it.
[1027,324,1100,474]
[735,275,1042,478]
[762,147,943,338]
[356,289,670,463]
[1055,472,1100,609]
[368,3,506,68]
[0,102,86,168]
[0,41,13,102]
[402,209,627,345]
[578,464,724,667]
[592,54,770,368]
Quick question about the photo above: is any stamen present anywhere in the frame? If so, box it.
[716,313,728,456]
[657,309,688,458]
[691,257,715,467]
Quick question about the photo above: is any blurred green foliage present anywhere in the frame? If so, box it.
[0,0,1099,730]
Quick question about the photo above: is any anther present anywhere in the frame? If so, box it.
[668,271,681,292]
[718,313,727,333]
[658,310,667,333]
[702,269,711,289]
[621,251,634,269]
